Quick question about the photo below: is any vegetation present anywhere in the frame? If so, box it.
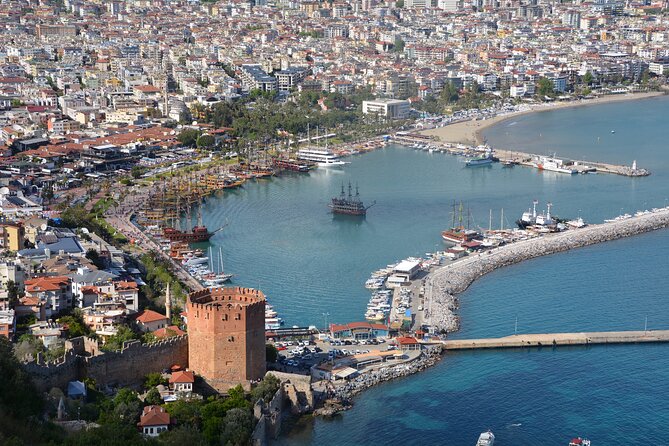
[536,77,555,98]
[58,309,94,339]
[139,252,186,310]
[57,204,128,246]
[100,324,140,352]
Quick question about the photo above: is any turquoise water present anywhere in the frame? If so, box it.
[200,95,669,444]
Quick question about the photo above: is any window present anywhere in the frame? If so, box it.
[235,313,241,320]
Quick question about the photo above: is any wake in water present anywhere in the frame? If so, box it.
[507,121,518,126]
[508,423,522,427]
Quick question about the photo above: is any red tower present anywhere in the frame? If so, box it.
[186,287,266,392]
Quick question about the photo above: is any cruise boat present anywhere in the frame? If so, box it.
[476,430,495,446]
[297,148,348,166]
[535,155,578,174]
[265,303,283,330]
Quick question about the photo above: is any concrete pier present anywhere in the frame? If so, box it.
[442,330,669,350]
[424,208,669,333]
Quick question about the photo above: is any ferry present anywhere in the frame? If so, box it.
[476,430,495,446]
[297,148,348,166]
[466,150,494,167]
[535,155,578,175]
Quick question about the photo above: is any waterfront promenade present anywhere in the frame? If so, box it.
[424,208,669,333]
[442,330,669,350]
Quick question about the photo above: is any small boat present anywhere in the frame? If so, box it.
[611,130,615,134]
[568,438,591,446]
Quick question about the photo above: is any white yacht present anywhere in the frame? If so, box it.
[476,430,495,446]
[297,148,348,166]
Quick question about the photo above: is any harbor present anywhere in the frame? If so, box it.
[423,205,669,334]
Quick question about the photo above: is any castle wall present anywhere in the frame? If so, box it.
[23,335,188,392]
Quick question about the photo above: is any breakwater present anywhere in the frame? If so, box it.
[327,346,443,404]
[425,209,669,333]
[442,330,669,350]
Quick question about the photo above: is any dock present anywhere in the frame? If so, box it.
[441,330,669,350]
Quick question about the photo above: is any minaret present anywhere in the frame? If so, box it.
[165,282,171,321]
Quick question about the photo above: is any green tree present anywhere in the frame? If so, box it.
[6,280,22,306]
[145,387,163,406]
[58,310,92,338]
[101,325,139,352]
[158,425,208,446]
[177,129,201,147]
[250,374,280,403]
[86,248,106,269]
[537,77,555,98]
[219,408,253,446]
[196,134,215,149]
[144,372,168,389]
[583,71,594,85]
[131,165,144,179]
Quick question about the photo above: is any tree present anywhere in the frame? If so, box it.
[131,165,144,179]
[86,248,106,269]
[158,426,207,446]
[219,408,253,446]
[196,134,215,149]
[144,372,168,389]
[177,129,201,147]
[583,71,594,85]
[250,374,280,404]
[537,77,554,98]
[145,387,162,406]
[393,38,405,53]
[101,325,139,352]
[58,310,91,338]
[6,280,22,306]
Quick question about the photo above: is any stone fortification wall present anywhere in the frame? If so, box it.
[84,335,188,387]
[22,349,81,393]
[23,335,188,392]
[426,209,669,332]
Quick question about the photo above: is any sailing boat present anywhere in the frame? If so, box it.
[441,201,480,244]
[202,247,233,286]
[163,198,213,243]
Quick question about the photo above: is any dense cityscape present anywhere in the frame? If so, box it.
[2,0,669,444]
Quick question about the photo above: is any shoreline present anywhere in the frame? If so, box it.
[420,91,666,147]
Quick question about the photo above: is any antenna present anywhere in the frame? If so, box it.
[489,209,492,231]
[514,316,518,335]
[500,208,504,230]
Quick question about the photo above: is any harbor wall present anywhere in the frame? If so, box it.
[443,330,669,350]
[426,209,669,333]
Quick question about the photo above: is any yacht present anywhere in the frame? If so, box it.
[297,148,348,166]
[476,430,495,446]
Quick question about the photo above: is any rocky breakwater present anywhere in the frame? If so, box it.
[426,209,669,333]
[316,345,443,417]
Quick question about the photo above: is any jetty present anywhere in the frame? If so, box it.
[424,207,669,333]
[391,133,649,177]
[442,330,669,350]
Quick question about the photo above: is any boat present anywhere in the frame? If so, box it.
[568,438,591,446]
[502,160,515,167]
[476,430,495,446]
[163,226,213,243]
[265,303,284,330]
[442,201,480,244]
[329,182,375,216]
[466,150,494,167]
[297,148,348,166]
[272,158,314,172]
[516,200,557,229]
[535,155,578,174]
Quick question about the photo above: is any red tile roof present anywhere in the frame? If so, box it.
[135,309,167,324]
[153,325,185,339]
[169,370,195,384]
[138,405,170,427]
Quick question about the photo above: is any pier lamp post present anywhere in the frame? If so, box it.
[322,312,330,332]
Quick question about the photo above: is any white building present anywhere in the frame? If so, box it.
[362,99,410,119]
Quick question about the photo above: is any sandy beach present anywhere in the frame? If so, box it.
[420,91,665,146]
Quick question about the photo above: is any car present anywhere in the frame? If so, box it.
[355,349,361,354]
[303,354,312,360]
[341,349,349,355]
[314,347,323,353]
[344,340,352,345]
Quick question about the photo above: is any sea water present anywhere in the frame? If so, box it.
[199,95,669,445]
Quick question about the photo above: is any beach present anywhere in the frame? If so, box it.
[420,91,665,146]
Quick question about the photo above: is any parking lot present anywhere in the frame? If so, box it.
[270,337,398,375]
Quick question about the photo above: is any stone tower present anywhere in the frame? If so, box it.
[186,287,266,392]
